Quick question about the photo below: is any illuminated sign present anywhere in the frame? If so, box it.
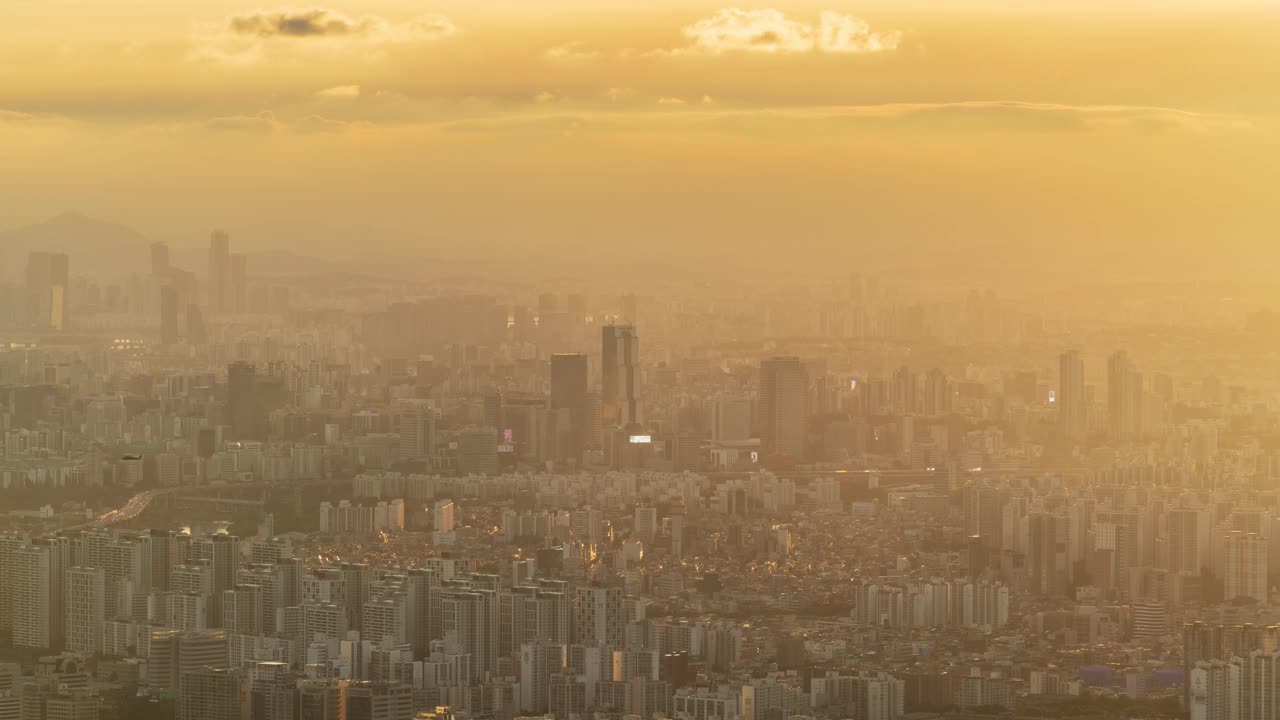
[1048,390,1056,403]
[629,435,652,444]
[503,428,514,442]
[850,379,858,390]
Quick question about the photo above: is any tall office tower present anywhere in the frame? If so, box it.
[634,507,658,544]
[601,325,641,429]
[457,427,499,475]
[1028,513,1070,596]
[398,402,435,461]
[1107,350,1143,440]
[550,353,589,461]
[1225,531,1268,604]
[711,394,752,443]
[1168,509,1204,575]
[226,362,264,442]
[25,251,70,331]
[65,567,106,654]
[758,357,809,462]
[923,368,951,416]
[13,537,69,649]
[151,242,171,277]
[573,586,624,648]
[963,484,1007,552]
[160,284,181,345]
[178,667,250,720]
[1058,350,1086,443]
[229,254,247,314]
[208,230,230,314]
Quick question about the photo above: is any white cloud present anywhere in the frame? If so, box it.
[317,85,361,98]
[657,97,687,106]
[545,41,600,63]
[675,8,900,55]
[817,11,902,54]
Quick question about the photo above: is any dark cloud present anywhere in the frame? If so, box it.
[228,8,382,38]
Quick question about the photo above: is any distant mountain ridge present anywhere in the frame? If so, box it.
[0,212,359,282]
[0,212,153,279]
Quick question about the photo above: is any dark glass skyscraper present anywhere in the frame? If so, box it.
[601,325,640,429]
[227,361,265,441]
[550,353,588,461]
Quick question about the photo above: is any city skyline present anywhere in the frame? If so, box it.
[2,3,1280,720]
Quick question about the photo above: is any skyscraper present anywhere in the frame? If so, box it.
[550,353,588,461]
[711,394,752,443]
[397,402,435,462]
[25,251,70,331]
[227,362,265,442]
[208,230,230,314]
[1028,513,1070,596]
[151,242,171,277]
[1107,350,1143,441]
[1058,350,1086,443]
[758,357,809,462]
[601,325,641,429]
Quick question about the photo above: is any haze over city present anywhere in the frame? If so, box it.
[1,3,1279,720]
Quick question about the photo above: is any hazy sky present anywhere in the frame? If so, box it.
[2,1,1277,274]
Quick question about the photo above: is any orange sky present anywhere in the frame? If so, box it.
[1,2,1277,274]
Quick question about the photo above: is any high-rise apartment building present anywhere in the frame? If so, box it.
[1107,350,1143,441]
[1224,531,1267,604]
[65,567,106,654]
[13,537,69,649]
[1058,350,1086,442]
